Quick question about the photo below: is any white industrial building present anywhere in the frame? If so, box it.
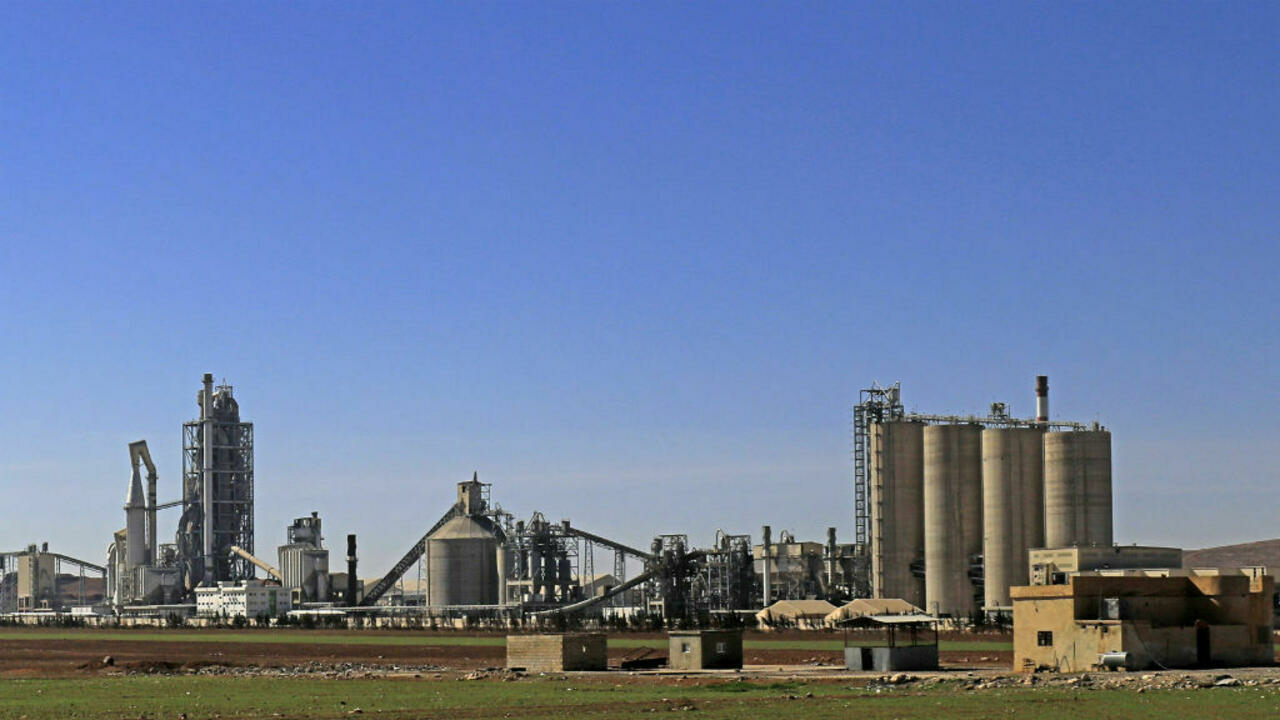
[195,580,290,619]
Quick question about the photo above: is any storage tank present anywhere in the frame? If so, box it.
[426,515,500,606]
[869,420,925,607]
[924,424,982,617]
[981,427,1044,609]
[1043,430,1113,548]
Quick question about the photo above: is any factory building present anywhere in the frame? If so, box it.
[754,527,858,604]
[195,580,291,620]
[1012,568,1274,671]
[855,376,1115,618]
[0,544,105,612]
[1029,545,1183,585]
[278,513,330,605]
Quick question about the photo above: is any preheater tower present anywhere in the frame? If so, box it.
[177,373,255,594]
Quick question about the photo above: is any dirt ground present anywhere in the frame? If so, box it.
[0,629,1014,677]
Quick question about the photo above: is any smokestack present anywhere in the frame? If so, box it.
[346,534,358,606]
[1036,375,1049,422]
[826,527,837,594]
[761,525,772,608]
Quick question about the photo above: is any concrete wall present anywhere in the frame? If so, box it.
[506,633,607,672]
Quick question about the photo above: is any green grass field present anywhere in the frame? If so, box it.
[0,675,1276,720]
[0,629,1012,653]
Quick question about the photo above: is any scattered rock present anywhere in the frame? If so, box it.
[1213,677,1240,687]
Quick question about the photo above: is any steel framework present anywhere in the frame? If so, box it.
[179,380,254,592]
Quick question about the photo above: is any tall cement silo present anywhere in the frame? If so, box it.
[425,514,501,606]
[981,427,1044,609]
[870,420,925,607]
[923,424,983,617]
[1043,430,1112,548]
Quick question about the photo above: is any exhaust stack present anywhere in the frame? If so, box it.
[761,525,772,608]
[1036,375,1049,422]
[346,534,358,606]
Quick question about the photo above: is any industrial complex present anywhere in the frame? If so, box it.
[1,372,1273,674]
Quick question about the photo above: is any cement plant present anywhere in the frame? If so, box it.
[4,372,1275,681]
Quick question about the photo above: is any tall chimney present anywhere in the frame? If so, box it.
[761,525,772,608]
[826,527,838,594]
[1036,375,1049,422]
[346,534,358,606]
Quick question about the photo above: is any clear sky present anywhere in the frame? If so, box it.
[1,3,1277,573]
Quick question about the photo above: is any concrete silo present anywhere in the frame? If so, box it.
[980,427,1044,609]
[923,424,983,617]
[869,421,925,607]
[426,514,501,606]
[424,479,506,607]
[1043,430,1113,548]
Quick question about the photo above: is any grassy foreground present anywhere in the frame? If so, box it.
[0,676,1277,720]
[0,628,1010,653]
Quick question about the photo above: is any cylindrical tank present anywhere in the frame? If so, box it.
[924,424,982,617]
[1043,431,1113,548]
[870,421,925,607]
[981,427,1045,609]
[426,515,499,606]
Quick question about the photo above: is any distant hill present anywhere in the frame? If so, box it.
[1183,539,1280,569]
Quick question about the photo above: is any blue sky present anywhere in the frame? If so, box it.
[0,3,1277,572]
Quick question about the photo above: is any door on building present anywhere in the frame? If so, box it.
[1195,621,1210,666]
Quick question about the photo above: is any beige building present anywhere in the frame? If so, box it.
[1029,545,1182,586]
[1012,568,1273,672]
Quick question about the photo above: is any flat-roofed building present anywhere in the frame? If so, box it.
[1029,545,1182,586]
[1012,568,1273,672]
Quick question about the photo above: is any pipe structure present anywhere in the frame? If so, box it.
[129,441,159,566]
[1036,375,1049,422]
[825,527,837,594]
[228,545,281,580]
[761,525,772,607]
[201,373,214,585]
[125,462,147,571]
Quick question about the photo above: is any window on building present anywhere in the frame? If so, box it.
[681,642,691,654]
[1037,631,1053,647]
[715,642,727,655]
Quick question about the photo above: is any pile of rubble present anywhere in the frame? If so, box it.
[857,670,1280,692]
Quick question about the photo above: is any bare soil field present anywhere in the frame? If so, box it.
[0,628,1012,677]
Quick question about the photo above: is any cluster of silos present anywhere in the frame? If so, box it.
[868,377,1114,617]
